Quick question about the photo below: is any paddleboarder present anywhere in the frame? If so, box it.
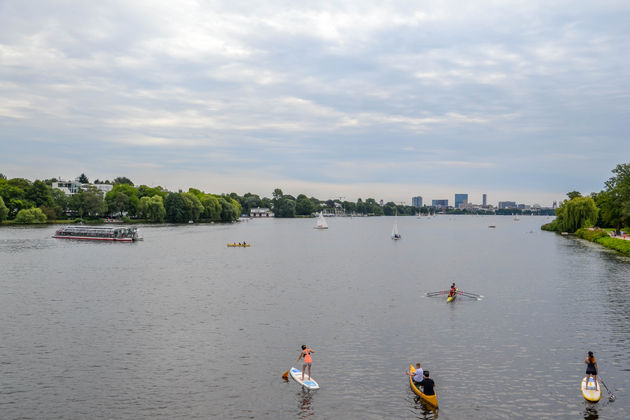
[298,345,314,381]
[416,370,436,396]
[585,351,598,391]
[405,362,424,384]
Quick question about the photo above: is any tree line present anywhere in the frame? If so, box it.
[0,174,420,224]
[0,174,243,224]
[543,163,630,233]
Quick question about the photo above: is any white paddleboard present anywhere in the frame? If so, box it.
[289,367,320,390]
[581,377,601,402]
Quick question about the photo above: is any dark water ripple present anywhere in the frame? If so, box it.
[1,217,629,419]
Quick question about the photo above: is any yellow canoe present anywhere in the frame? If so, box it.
[409,364,438,408]
[227,244,251,247]
[581,377,601,402]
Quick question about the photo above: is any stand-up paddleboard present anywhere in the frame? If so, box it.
[581,376,601,402]
[289,367,320,390]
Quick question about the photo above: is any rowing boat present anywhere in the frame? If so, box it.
[227,243,251,247]
[409,364,438,407]
[581,376,601,402]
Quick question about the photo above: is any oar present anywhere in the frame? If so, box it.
[599,377,616,401]
[460,291,482,298]
[282,355,302,379]
[426,290,448,296]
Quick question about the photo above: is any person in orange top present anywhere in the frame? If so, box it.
[298,345,315,380]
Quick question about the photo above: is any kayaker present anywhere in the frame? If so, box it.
[585,351,598,391]
[298,345,314,381]
[416,370,436,396]
[405,362,424,384]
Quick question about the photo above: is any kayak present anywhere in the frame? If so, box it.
[409,364,438,407]
[289,367,320,390]
[581,376,601,402]
[447,288,457,303]
[227,244,250,247]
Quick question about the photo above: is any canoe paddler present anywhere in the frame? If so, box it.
[416,370,436,396]
[298,345,314,381]
[405,362,424,384]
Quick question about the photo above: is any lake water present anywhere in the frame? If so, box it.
[1,216,629,419]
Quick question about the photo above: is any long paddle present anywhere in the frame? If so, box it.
[599,377,616,401]
[426,290,448,296]
[282,355,302,379]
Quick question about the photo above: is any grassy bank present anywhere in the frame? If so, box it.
[575,228,630,256]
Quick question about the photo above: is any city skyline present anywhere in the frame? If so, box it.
[2,2,628,206]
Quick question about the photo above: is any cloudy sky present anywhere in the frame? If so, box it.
[1,1,629,206]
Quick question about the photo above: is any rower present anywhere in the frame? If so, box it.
[448,283,457,297]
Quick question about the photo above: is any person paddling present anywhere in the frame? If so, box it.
[298,345,314,381]
[405,362,424,385]
[585,351,598,391]
[416,370,436,396]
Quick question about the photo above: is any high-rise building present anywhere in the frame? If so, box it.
[454,194,468,209]
[482,194,487,206]
[412,196,423,207]
[432,199,448,208]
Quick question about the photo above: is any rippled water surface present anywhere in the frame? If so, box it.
[1,216,629,419]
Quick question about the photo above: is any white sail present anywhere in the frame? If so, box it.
[392,212,401,239]
[314,212,328,229]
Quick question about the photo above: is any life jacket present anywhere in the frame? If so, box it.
[303,348,312,363]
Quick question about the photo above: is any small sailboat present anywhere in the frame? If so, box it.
[314,212,328,229]
[392,211,401,240]
[513,213,520,221]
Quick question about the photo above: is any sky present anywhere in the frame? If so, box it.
[1,1,629,206]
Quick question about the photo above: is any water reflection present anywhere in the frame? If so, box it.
[410,395,438,419]
[584,404,599,420]
[297,388,314,418]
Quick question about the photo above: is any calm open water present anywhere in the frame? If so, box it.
[1,216,629,419]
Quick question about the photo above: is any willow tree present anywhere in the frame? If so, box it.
[554,195,599,233]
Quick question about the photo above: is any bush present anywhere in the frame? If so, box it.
[14,207,47,224]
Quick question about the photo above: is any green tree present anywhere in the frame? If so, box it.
[0,178,28,218]
[77,173,89,183]
[15,207,47,223]
[566,191,582,200]
[165,193,192,223]
[105,184,139,216]
[239,193,261,215]
[70,187,106,218]
[200,194,222,220]
[51,188,69,218]
[553,196,599,232]
[274,197,296,218]
[295,194,316,215]
[25,180,53,207]
[113,176,134,186]
[137,185,168,199]
[138,195,166,222]
[600,163,630,230]
[182,192,204,222]
[0,196,8,222]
